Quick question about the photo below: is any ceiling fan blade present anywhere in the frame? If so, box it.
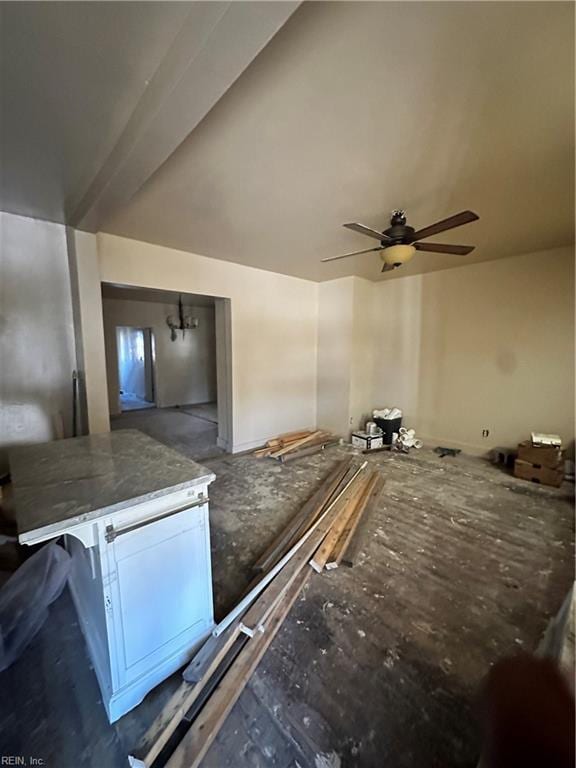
[343,222,391,242]
[414,242,475,255]
[410,210,479,242]
[321,246,383,263]
[381,263,397,273]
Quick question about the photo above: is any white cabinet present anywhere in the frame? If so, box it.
[66,485,214,722]
[11,431,216,724]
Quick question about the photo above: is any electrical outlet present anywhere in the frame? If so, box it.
[482,429,490,438]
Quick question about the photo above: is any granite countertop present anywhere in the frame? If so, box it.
[10,430,215,536]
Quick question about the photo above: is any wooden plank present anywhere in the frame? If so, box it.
[266,437,302,449]
[326,474,383,569]
[130,624,243,767]
[268,430,324,458]
[278,429,314,442]
[340,475,386,568]
[273,462,358,561]
[268,431,324,458]
[253,431,313,456]
[240,547,309,637]
[309,473,373,573]
[272,434,336,460]
[240,470,366,636]
[252,459,351,572]
[285,433,331,448]
[182,623,240,684]
[278,429,311,439]
[164,568,311,768]
[324,473,376,567]
[253,446,274,458]
[279,440,339,463]
[254,459,354,574]
[266,432,313,450]
[228,463,355,632]
[212,461,367,638]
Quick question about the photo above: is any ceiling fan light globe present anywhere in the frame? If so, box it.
[381,243,416,266]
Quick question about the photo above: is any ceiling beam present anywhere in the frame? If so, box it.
[68,1,300,232]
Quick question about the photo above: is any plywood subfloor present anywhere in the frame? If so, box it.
[1,447,573,767]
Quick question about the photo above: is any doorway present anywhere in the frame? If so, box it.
[116,326,156,412]
[101,284,232,460]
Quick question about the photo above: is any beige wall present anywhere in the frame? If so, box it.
[373,246,575,453]
[316,278,354,435]
[74,231,574,457]
[371,273,423,425]
[349,277,378,432]
[96,233,318,452]
[67,229,110,433]
[0,213,76,471]
[317,246,574,453]
[102,298,217,414]
[316,276,380,436]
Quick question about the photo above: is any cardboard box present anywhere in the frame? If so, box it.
[352,432,383,451]
[517,441,563,469]
[514,459,564,488]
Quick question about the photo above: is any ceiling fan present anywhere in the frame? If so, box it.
[322,209,479,272]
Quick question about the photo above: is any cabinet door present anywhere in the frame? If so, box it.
[103,501,213,691]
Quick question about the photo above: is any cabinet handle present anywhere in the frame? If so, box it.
[105,495,208,543]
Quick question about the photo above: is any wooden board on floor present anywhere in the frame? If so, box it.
[253,459,352,572]
[279,439,339,463]
[252,446,275,458]
[240,469,365,636]
[340,475,386,568]
[275,429,314,443]
[253,431,315,457]
[131,623,243,767]
[309,473,373,572]
[164,568,312,768]
[326,474,384,569]
[210,462,367,640]
[268,430,324,458]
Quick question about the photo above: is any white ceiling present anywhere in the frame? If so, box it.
[102,1,575,282]
[0,2,190,223]
[0,1,298,226]
[1,2,573,283]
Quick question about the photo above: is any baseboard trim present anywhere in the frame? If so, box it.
[231,438,269,454]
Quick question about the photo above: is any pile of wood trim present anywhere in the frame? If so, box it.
[252,429,338,462]
[129,459,384,768]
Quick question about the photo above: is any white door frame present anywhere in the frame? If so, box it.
[214,297,233,452]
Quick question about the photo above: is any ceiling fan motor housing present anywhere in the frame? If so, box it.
[380,211,416,267]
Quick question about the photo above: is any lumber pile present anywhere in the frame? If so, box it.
[252,429,338,462]
[129,459,384,768]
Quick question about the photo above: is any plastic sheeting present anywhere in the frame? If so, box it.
[373,407,403,420]
[0,541,71,672]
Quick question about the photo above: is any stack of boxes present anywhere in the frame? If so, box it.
[514,440,564,487]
